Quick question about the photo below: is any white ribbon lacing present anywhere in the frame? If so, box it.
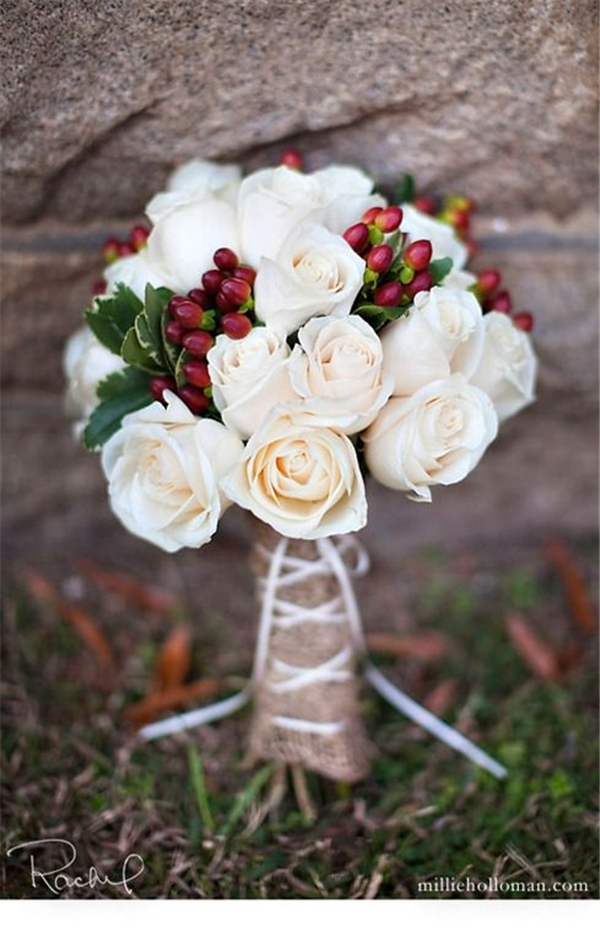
[139,535,507,780]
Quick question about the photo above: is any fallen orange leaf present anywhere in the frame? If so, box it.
[505,613,561,681]
[125,677,227,728]
[79,558,178,615]
[25,570,115,673]
[423,679,458,715]
[546,537,597,636]
[366,630,449,661]
[153,623,192,692]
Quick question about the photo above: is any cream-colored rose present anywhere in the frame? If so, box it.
[101,392,243,553]
[443,268,477,291]
[238,164,379,267]
[401,203,468,270]
[104,248,164,301]
[470,311,537,421]
[146,159,241,223]
[363,376,498,501]
[253,223,365,337]
[223,408,367,539]
[381,285,485,396]
[207,327,297,439]
[146,197,238,294]
[63,325,124,422]
[288,314,393,434]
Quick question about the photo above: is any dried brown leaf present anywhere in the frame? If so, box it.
[423,679,458,715]
[505,613,561,681]
[79,558,177,615]
[153,623,192,692]
[366,630,449,661]
[546,537,597,636]
[125,677,227,728]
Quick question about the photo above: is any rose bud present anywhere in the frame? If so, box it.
[233,265,257,287]
[165,320,186,345]
[362,206,384,225]
[280,148,303,170]
[374,206,403,233]
[202,269,225,295]
[343,222,369,254]
[149,376,177,403]
[373,281,404,307]
[477,269,501,296]
[213,247,239,271]
[221,312,253,340]
[187,288,210,308]
[183,360,211,388]
[102,237,120,263]
[489,290,512,313]
[219,277,252,308]
[366,243,394,274]
[402,239,433,271]
[412,196,436,215]
[512,311,534,332]
[129,224,150,251]
[405,270,433,298]
[182,330,214,357]
[178,385,210,414]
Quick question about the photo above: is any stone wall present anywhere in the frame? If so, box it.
[2,0,598,571]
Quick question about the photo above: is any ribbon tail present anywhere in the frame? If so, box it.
[365,663,507,780]
[138,688,251,742]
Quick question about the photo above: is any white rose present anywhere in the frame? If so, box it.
[63,325,124,421]
[207,327,298,439]
[101,392,243,553]
[400,203,468,270]
[443,269,477,291]
[238,164,379,267]
[363,376,498,501]
[381,285,485,396]
[146,159,241,223]
[223,408,367,539]
[253,222,365,337]
[146,197,238,294]
[288,314,393,434]
[470,311,537,421]
[104,248,164,301]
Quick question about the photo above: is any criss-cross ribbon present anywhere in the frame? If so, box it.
[139,535,507,780]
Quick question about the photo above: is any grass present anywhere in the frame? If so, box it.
[1,538,598,899]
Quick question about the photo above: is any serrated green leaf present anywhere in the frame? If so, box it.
[145,285,173,352]
[397,174,415,204]
[83,368,153,449]
[352,302,409,331]
[121,326,165,374]
[85,308,126,354]
[84,283,144,354]
[161,307,180,372]
[429,256,453,285]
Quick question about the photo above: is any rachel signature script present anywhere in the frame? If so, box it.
[6,839,145,895]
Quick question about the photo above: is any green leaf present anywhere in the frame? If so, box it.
[174,347,190,388]
[161,307,180,372]
[84,283,144,354]
[85,308,126,354]
[352,302,409,330]
[83,368,153,449]
[121,325,165,374]
[144,285,173,354]
[429,256,453,285]
[397,173,415,204]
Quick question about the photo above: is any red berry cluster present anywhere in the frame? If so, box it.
[102,224,151,264]
[153,248,258,414]
[476,269,534,332]
[343,204,435,307]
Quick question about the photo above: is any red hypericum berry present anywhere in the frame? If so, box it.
[374,206,403,233]
[149,376,177,403]
[362,206,384,225]
[173,299,203,330]
[92,279,107,295]
[165,320,186,345]
[117,242,134,257]
[187,288,210,308]
[168,294,190,316]
[202,269,225,295]
[402,239,433,271]
[405,270,434,298]
[489,290,512,313]
[466,238,479,258]
[219,277,251,307]
[102,237,120,262]
[373,281,404,307]
[233,265,256,287]
[213,247,239,271]
[449,208,471,235]
[343,222,369,254]
[280,148,303,170]
[413,196,436,215]
[477,269,501,296]
[129,224,150,251]
[366,243,394,274]
[179,385,210,414]
[221,312,253,340]
[512,312,534,332]
[183,360,211,388]
[182,330,214,357]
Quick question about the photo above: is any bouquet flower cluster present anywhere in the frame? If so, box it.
[65,154,537,552]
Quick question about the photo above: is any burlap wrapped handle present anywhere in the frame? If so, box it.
[247,518,372,783]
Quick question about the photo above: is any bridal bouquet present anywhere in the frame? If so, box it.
[64,153,537,783]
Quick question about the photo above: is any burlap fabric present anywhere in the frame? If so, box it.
[248,518,372,783]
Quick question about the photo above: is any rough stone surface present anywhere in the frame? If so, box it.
[1,0,598,223]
